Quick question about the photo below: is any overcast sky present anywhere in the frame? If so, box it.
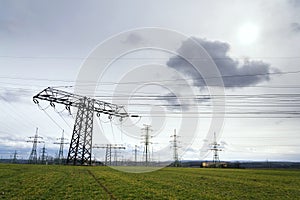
[1,0,300,162]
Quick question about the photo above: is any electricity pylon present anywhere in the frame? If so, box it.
[209,132,222,164]
[170,129,181,167]
[54,130,69,164]
[12,150,18,164]
[141,124,153,166]
[93,144,125,166]
[27,128,44,164]
[134,145,138,165]
[40,144,47,164]
[33,87,136,165]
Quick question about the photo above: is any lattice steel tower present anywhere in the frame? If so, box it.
[12,150,18,164]
[27,128,44,164]
[33,87,134,165]
[141,124,153,166]
[40,144,47,164]
[93,144,125,166]
[54,130,69,164]
[134,145,138,165]
[209,132,222,164]
[170,129,181,167]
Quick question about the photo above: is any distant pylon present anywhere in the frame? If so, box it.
[209,132,222,164]
[141,124,153,166]
[27,128,44,164]
[93,144,125,166]
[113,149,118,166]
[12,150,18,164]
[40,144,47,164]
[105,144,112,165]
[170,129,181,167]
[54,130,69,164]
[134,145,138,165]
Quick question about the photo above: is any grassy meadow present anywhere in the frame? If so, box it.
[0,164,299,199]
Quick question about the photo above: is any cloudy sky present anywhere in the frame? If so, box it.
[1,0,300,162]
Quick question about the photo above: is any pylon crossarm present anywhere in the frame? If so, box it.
[33,87,129,118]
[33,87,81,107]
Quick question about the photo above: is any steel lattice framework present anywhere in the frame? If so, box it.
[170,129,181,167]
[33,87,132,165]
[141,124,152,166]
[53,130,69,164]
[93,144,125,166]
[27,128,44,164]
[209,132,222,164]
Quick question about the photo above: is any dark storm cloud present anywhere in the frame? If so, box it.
[289,0,300,7]
[291,22,300,33]
[157,93,212,111]
[156,92,189,111]
[123,33,143,44]
[167,37,275,88]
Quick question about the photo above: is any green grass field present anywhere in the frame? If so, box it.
[0,164,299,199]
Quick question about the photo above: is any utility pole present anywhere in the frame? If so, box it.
[141,124,153,166]
[209,132,222,165]
[33,87,137,165]
[170,129,180,167]
[27,128,44,164]
[93,144,125,166]
[53,130,69,164]
[40,144,47,164]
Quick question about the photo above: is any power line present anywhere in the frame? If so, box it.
[0,69,300,85]
[135,115,300,119]
[1,55,300,60]
[37,104,64,131]
[53,107,73,130]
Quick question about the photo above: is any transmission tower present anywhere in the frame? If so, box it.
[93,144,125,166]
[141,124,153,166]
[33,87,136,165]
[113,149,119,166]
[12,150,18,164]
[105,145,112,166]
[53,130,69,164]
[209,132,222,164]
[170,129,181,167]
[134,145,138,165]
[27,128,44,164]
[40,144,47,164]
